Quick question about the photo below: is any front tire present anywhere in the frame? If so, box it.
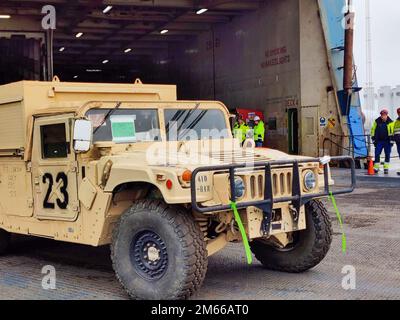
[0,229,11,255]
[111,200,208,300]
[250,200,332,273]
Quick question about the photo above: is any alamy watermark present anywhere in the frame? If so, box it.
[41,265,56,290]
[341,265,356,290]
[41,5,56,30]
[143,123,259,168]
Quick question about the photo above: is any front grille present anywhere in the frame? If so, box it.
[272,171,293,197]
[245,169,293,200]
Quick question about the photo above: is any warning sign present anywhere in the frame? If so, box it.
[328,117,336,129]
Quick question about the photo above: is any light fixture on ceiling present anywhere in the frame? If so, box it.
[59,47,65,52]
[75,32,83,38]
[103,6,113,14]
[86,69,102,73]
[0,15,11,19]
[196,8,208,15]
[73,75,78,79]
[102,59,109,64]
[124,48,132,53]
[185,49,199,54]
[160,29,169,34]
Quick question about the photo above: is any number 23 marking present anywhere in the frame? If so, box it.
[42,172,69,209]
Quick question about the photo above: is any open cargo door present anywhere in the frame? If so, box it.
[318,0,368,158]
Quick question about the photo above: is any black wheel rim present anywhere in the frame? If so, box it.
[130,230,168,281]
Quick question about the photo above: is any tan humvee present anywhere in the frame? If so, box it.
[0,78,355,300]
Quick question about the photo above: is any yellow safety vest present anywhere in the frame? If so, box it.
[393,119,400,135]
[254,121,265,141]
[234,124,249,142]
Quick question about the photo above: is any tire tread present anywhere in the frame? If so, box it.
[111,199,207,300]
[251,200,332,273]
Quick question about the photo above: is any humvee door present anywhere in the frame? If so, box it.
[31,114,79,221]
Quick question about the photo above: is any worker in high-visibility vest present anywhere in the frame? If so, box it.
[233,116,249,144]
[392,107,400,175]
[253,116,265,148]
[371,108,394,174]
[233,116,240,131]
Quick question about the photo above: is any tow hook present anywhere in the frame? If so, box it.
[290,208,299,222]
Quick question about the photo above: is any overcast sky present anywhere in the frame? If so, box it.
[353,0,400,88]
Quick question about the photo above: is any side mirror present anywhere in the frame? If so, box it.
[73,119,92,153]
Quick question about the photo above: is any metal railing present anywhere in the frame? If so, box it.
[326,133,399,160]
[190,156,356,234]
[323,133,371,159]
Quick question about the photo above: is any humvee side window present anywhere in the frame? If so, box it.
[40,123,69,159]
[86,109,160,143]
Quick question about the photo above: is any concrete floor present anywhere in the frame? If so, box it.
[0,169,399,300]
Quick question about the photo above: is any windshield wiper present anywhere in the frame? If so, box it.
[178,110,207,139]
[165,109,185,136]
[93,102,122,135]
[177,102,201,132]
[166,103,201,138]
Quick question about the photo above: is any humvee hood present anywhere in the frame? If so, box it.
[106,144,313,171]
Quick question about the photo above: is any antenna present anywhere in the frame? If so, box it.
[365,0,374,129]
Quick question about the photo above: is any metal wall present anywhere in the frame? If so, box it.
[167,0,366,157]
[169,0,301,152]
[0,36,42,84]
[299,0,343,157]
[0,17,48,84]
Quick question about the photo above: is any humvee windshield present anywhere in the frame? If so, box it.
[87,109,160,143]
[165,109,229,141]
[86,108,229,143]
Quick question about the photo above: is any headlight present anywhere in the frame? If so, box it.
[303,170,316,191]
[233,176,246,199]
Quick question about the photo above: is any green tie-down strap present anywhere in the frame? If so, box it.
[231,193,347,261]
[230,202,253,264]
[328,192,347,253]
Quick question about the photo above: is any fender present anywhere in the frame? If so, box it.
[103,163,193,204]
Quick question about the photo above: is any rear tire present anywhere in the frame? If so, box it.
[250,200,332,273]
[111,200,208,300]
[0,229,11,255]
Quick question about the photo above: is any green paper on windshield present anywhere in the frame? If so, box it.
[112,122,135,138]
[110,115,136,143]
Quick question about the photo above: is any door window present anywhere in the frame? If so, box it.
[40,123,69,159]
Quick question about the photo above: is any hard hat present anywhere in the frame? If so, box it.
[254,116,261,121]
[380,108,389,115]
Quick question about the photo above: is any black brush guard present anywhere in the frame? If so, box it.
[190,156,356,236]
